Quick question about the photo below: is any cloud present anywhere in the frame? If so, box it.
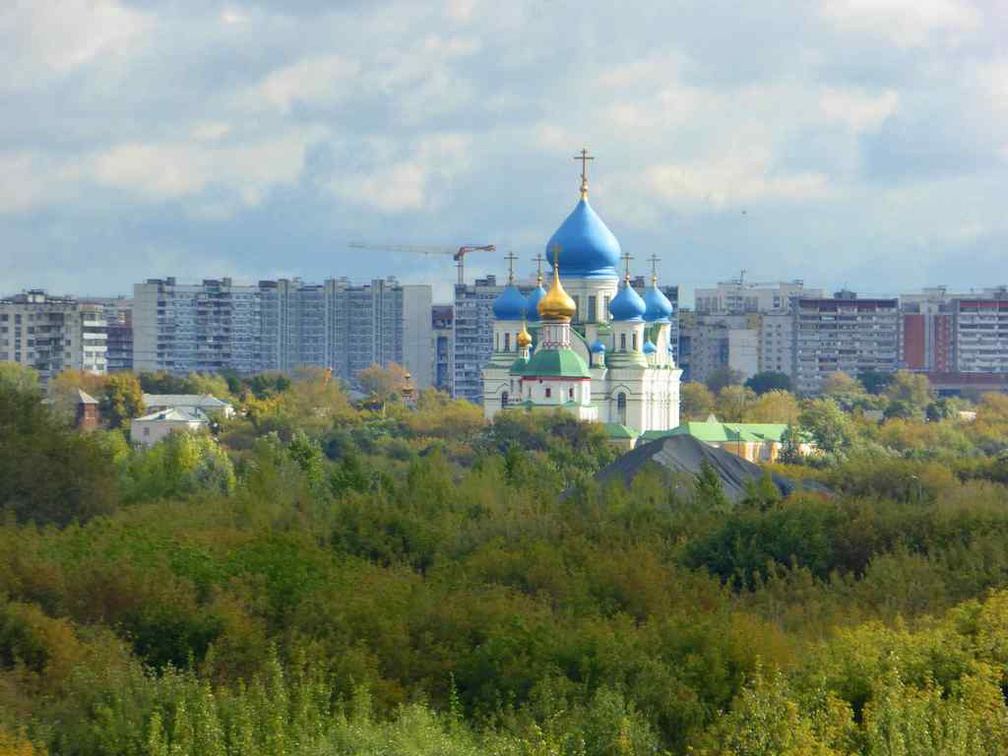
[254,54,360,112]
[819,87,899,132]
[820,0,981,48]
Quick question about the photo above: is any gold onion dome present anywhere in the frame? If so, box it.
[538,250,577,322]
[517,323,533,348]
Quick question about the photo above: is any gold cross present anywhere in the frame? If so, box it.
[552,243,562,269]
[573,147,594,198]
[647,254,661,284]
[505,251,518,282]
[532,252,545,284]
[621,251,633,282]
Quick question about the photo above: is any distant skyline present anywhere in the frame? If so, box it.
[2,1,1006,306]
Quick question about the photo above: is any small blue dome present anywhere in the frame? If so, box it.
[590,339,606,353]
[643,339,657,354]
[492,285,527,320]
[524,285,547,322]
[545,198,621,279]
[609,282,646,321]
[644,285,673,322]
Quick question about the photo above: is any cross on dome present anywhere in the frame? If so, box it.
[573,147,595,199]
[620,251,634,283]
[505,251,518,283]
[648,254,661,285]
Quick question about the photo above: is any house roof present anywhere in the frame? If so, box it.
[142,393,231,409]
[77,389,98,405]
[132,407,209,424]
[603,422,637,439]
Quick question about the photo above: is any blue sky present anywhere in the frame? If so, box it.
[1,0,1005,304]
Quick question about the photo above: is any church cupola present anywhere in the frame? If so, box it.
[609,255,646,322]
[492,255,528,320]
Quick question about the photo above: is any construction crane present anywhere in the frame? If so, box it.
[348,242,496,285]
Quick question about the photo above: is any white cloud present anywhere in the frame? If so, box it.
[255,54,361,112]
[329,133,472,212]
[820,0,981,48]
[0,0,150,89]
[819,87,899,131]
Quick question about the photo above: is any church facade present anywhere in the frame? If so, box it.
[481,158,681,445]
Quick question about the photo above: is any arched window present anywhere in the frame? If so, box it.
[568,387,574,399]
[632,333,638,351]
[617,392,627,425]
[501,391,509,409]
[620,333,627,351]
[504,332,511,352]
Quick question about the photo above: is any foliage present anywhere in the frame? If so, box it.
[704,366,743,394]
[0,364,39,394]
[745,371,792,395]
[100,373,145,428]
[714,385,756,422]
[680,382,715,420]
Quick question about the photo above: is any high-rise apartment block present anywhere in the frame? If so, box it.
[432,305,454,393]
[134,277,433,387]
[453,275,506,403]
[0,290,107,382]
[793,293,901,394]
[695,278,823,315]
[82,297,133,372]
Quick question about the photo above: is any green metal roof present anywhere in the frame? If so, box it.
[603,422,638,439]
[645,422,790,444]
[522,348,590,378]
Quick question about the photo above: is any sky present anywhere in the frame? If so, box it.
[1,0,1006,305]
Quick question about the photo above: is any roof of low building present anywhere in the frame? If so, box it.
[640,422,791,444]
[77,389,98,405]
[142,393,231,408]
[132,407,209,424]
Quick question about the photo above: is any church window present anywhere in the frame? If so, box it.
[588,295,597,323]
[495,333,499,351]
[620,333,627,351]
[572,296,580,321]
[545,387,552,398]
[501,391,508,408]
[617,392,627,425]
[604,296,611,318]
[504,332,511,352]
[568,387,574,399]
[632,333,638,351]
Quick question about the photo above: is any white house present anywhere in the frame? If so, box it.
[142,393,234,418]
[130,407,210,447]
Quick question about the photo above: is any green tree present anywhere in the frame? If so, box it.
[705,366,744,394]
[715,385,757,422]
[357,362,409,414]
[101,373,145,428]
[746,390,799,423]
[681,382,715,420]
[745,371,792,395]
[694,459,730,510]
[884,370,934,421]
[799,397,852,457]
[0,363,40,394]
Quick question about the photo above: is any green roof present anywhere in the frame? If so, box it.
[603,423,638,439]
[522,348,590,378]
[646,422,790,444]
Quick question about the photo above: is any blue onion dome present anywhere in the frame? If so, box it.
[644,280,673,322]
[545,198,621,279]
[643,339,657,354]
[590,339,606,353]
[525,280,548,322]
[492,284,527,320]
[609,279,646,321]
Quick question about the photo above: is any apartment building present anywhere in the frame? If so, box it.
[694,278,823,315]
[432,305,453,393]
[82,297,133,372]
[793,293,901,394]
[134,276,433,387]
[0,290,107,382]
[953,295,1008,373]
[453,275,505,404]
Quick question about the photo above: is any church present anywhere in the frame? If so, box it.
[481,151,682,445]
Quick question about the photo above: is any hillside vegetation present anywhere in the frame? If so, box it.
[3,365,1008,755]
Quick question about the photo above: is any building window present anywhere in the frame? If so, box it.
[617,392,627,425]
[501,391,508,408]
[545,387,552,398]
[620,333,627,351]
[568,387,574,399]
[504,332,510,352]
[495,333,499,351]
[572,296,580,321]
[604,296,611,318]
[588,295,597,323]
[632,333,638,351]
